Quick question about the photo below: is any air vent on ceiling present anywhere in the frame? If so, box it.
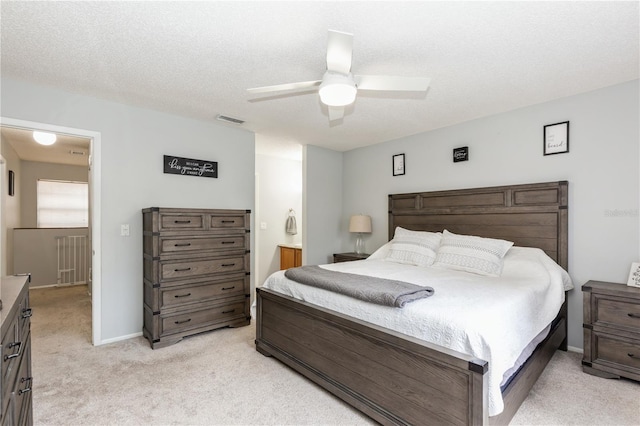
[216,114,245,125]
[69,150,86,156]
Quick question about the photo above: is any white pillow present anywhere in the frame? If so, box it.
[385,227,442,267]
[433,230,513,276]
[367,241,392,260]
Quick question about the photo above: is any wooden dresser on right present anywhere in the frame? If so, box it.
[582,280,640,381]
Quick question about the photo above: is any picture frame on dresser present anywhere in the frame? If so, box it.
[627,262,640,287]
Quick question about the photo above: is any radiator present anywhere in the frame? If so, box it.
[55,235,88,285]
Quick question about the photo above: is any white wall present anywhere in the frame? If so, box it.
[303,144,344,265]
[255,152,302,288]
[340,80,639,350]
[1,77,255,343]
[0,138,22,274]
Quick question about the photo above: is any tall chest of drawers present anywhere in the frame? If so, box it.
[1,275,33,426]
[143,208,251,349]
[582,280,640,381]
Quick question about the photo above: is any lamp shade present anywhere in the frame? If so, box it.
[349,215,372,233]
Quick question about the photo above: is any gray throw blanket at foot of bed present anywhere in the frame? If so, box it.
[284,265,434,308]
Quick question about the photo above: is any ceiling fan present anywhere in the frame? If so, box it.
[247,30,431,122]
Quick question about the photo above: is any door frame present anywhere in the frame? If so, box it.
[0,117,102,346]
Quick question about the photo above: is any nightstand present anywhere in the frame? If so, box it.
[333,252,370,263]
[582,280,640,381]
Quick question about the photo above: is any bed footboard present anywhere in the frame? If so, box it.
[256,287,489,426]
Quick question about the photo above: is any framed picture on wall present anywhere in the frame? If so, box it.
[543,121,569,155]
[392,154,405,176]
[8,170,14,196]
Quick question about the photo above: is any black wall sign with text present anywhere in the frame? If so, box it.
[164,155,218,178]
[453,147,469,163]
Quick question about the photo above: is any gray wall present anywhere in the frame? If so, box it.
[1,77,255,343]
[339,80,639,350]
[303,144,343,265]
[19,161,89,228]
[14,228,90,287]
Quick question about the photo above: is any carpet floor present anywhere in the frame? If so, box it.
[29,285,639,425]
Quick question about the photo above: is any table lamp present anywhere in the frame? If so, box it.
[349,215,372,254]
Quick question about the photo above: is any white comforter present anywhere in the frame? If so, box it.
[260,246,573,416]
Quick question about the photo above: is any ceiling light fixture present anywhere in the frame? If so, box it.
[33,131,57,146]
[318,71,357,107]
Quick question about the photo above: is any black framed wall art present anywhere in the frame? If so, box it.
[543,121,569,155]
[392,154,405,176]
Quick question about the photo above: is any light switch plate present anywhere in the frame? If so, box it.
[121,224,130,236]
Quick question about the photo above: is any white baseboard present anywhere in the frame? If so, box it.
[98,331,143,346]
[567,345,583,354]
[30,282,88,289]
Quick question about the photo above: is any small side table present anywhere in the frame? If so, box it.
[582,280,640,381]
[333,252,370,263]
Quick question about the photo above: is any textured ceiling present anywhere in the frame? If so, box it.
[0,127,90,167]
[1,1,638,153]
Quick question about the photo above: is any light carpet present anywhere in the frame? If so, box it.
[30,285,639,425]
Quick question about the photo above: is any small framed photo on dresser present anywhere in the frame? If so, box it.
[627,262,640,287]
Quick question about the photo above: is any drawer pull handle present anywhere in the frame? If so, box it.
[222,286,235,291]
[174,293,192,298]
[628,313,640,319]
[4,341,22,361]
[174,318,192,325]
[174,220,191,224]
[221,263,235,267]
[174,268,192,272]
[629,353,637,358]
[222,309,236,314]
[21,308,33,318]
[19,377,32,395]
[221,241,235,245]
[174,243,191,247]
[221,220,235,224]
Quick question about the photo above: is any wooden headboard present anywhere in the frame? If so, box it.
[388,181,568,269]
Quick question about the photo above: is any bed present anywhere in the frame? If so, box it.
[255,181,570,425]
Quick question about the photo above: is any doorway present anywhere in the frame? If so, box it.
[0,117,102,346]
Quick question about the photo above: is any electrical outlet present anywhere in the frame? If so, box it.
[260,222,267,230]
[121,224,130,236]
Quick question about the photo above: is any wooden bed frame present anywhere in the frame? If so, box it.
[256,181,569,425]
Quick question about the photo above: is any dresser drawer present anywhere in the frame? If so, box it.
[160,235,246,254]
[594,297,640,330]
[161,256,245,281]
[1,319,21,404]
[593,332,640,371]
[161,278,247,309]
[210,215,246,229]
[160,214,205,231]
[13,334,32,426]
[160,301,247,336]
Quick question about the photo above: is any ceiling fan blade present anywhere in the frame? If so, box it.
[355,75,431,92]
[247,80,321,95]
[326,30,353,74]
[328,106,345,121]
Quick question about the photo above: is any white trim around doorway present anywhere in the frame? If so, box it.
[0,116,102,346]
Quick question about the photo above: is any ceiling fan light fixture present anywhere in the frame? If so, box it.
[33,131,57,146]
[319,72,357,107]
